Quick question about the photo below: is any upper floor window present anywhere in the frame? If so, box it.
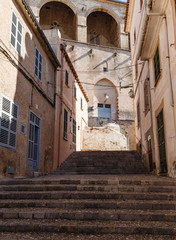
[63,109,68,140]
[74,85,77,99]
[65,70,69,86]
[0,95,19,149]
[35,47,43,82]
[80,97,83,110]
[10,12,22,56]
[154,46,161,83]
[134,29,136,44]
[144,78,150,115]
[137,101,140,128]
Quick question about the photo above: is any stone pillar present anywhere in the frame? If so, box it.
[77,15,87,43]
[120,23,129,50]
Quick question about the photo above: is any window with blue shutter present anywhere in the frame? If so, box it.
[35,47,43,81]
[10,12,22,56]
[0,95,19,149]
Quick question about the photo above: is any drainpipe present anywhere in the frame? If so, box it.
[146,0,174,107]
[58,46,64,167]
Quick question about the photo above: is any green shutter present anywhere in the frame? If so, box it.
[154,47,160,83]
[157,109,167,174]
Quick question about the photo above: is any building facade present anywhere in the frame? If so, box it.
[28,0,134,123]
[0,0,60,176]
[0,0,88,177]
[125,0,176,177]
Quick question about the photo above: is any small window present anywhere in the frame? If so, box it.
[0,95,19,149]
[154,47,161,83]
[74,85,77,99]
[10,12,22,56]
[105,104,111,108]
[73,119,76,144]
[35,47,43,81]
[20,124,25,135]
[80,98,83,110]
[144,79,150,114]
[65,70,69,86]
[63,109,68,140]
[137,102,140,128]
[98,104,103,108]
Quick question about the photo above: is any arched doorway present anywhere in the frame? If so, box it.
[39,1,77,40]
[94,79,118,121]
[87,11,120,47]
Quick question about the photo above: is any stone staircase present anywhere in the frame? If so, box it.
[0,151,176,239]
[53,150,148,175]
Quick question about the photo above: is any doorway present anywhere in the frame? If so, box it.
[27,111,41,171]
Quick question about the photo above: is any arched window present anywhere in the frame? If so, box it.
[39,2,77,40]
[87,11,120,47]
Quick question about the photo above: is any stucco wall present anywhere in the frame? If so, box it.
[0,0,56,177]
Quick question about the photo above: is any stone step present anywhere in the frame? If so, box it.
[1,177,175,186]
[0,233,175,240]
[0,219,175,235]
[0,191,175,200]
[1,184,176,193]
[1,208,176,222]
[54,150,148,175]
[0,199,176,210]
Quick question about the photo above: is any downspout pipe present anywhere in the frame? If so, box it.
[146,0,174,107]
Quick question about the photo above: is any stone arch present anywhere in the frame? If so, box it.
[86,8,120,47]
[39,1,77,40]
[93,79,119,120]
[38,0,77,15]
[86,7,121,24]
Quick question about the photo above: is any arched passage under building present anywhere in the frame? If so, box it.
[39,1,77,40]
[93,79,118,121]
[87,11,120,47]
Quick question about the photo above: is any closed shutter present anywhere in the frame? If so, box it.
[0,96,18,149]
[157,109,167,173]
[11,12,22,55]
[63,109,68,139]
[35,47,43,81]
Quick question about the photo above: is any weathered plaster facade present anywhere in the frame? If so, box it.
[0,0,59,176]
[125,0,176,177]
[28,0,134,122]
